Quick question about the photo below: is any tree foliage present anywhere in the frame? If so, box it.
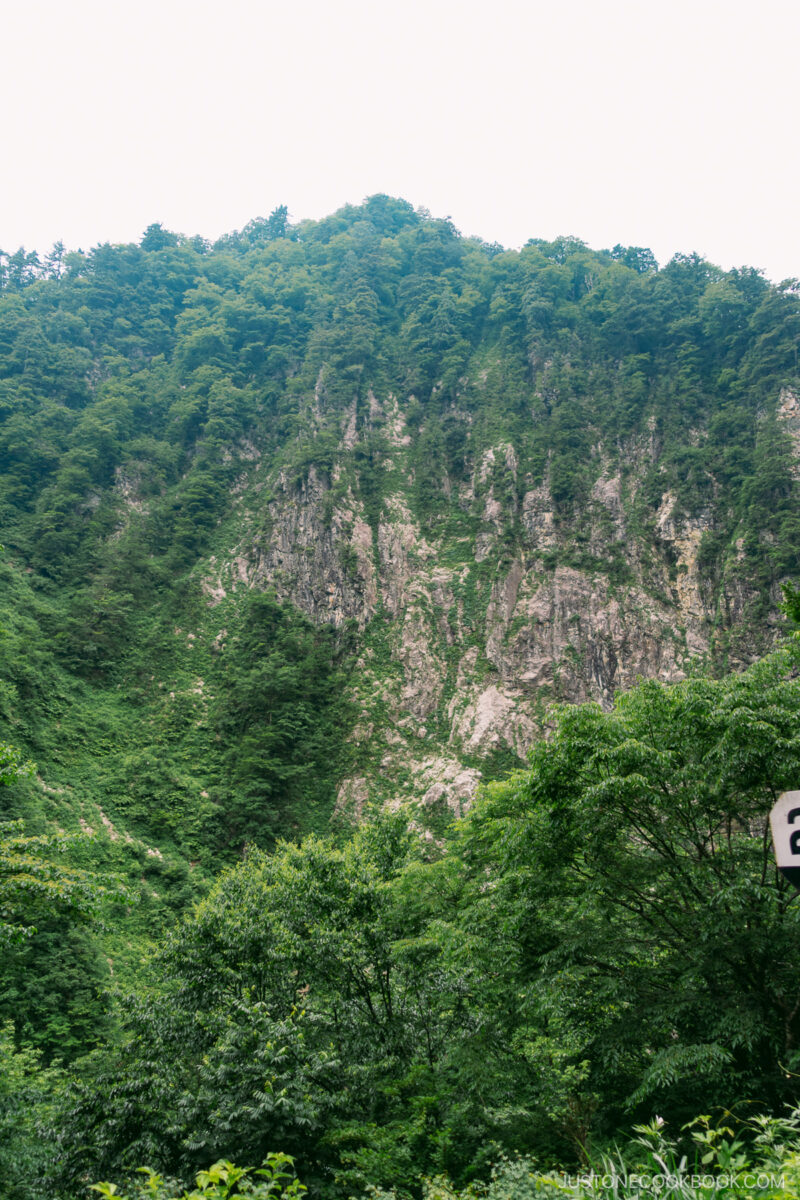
[47,649,800,1194]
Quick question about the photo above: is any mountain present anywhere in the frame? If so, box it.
[1,195,799,872]
[5,197,800,1194]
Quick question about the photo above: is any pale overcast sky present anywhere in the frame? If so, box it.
[2,0,799,280]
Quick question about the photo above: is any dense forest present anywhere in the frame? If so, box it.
[3,197,800,1196]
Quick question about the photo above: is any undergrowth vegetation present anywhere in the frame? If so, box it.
[0,647,791,1197]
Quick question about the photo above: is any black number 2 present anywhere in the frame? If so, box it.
[789,808,800,855]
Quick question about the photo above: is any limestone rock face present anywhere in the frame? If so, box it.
[449,681,537,759]
[484,565,684,705]
[778,388,800,475]
[415,757,482,818]
[206,466,379,626]
[377,496,433,617]
[203,396,786,820]
[398,603,446,721]
[521,484,557,550]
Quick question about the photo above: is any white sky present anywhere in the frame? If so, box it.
[2,0,799,280]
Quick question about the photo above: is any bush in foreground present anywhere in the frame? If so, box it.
[92,1154,305,1199]
[96,1111,800,1198]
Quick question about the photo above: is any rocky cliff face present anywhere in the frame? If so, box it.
[195,384,790,818]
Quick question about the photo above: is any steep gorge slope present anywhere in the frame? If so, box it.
[2,196,800,859]
[198,379,800,820]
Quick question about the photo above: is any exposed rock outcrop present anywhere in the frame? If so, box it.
[201,403,786,820]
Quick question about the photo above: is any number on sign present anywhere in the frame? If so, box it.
[770,791,800,888]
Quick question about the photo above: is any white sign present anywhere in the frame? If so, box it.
[770,791,800,887]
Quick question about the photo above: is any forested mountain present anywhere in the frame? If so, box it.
[3,196,800,846]
[3,197,800,1197]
